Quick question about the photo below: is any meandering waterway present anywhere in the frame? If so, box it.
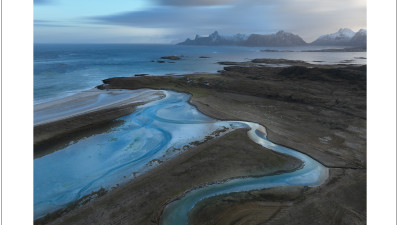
[160,122,329,224]
[34,89,328,222]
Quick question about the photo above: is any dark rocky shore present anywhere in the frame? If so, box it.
[35,59,366,225]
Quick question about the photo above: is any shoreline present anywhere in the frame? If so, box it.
[34,89,165,156]
[34,59,366,224]
[34,89,166,126]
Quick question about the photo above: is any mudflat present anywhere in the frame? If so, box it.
[36,59,366,224]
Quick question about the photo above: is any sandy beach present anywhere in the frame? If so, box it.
[35,59,366,225]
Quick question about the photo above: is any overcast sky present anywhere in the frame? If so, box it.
[34,0,366,43]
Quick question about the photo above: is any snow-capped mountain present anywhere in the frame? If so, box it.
[177,31,249,46]
[178,29,366,47]
[311,28,360,46]
[349,29,367,47]
[178,30,306,46]
[244,30,306,46]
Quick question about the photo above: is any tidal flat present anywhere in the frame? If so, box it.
[35,59,366,225]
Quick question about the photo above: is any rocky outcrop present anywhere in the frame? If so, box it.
[161,56,181,60]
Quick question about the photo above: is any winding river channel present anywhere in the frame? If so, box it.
[34,89,328,222]
[160,121,329,224]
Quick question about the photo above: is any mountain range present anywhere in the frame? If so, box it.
[178,31,249,46]
[311,28,366,46]
[177,28,366,47]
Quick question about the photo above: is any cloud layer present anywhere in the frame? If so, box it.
[156,0,237,6]
[34,0,53,5]
[35,0,366,43]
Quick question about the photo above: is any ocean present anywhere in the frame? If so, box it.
[34,44,366,104]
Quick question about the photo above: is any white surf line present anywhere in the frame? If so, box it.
[160,121,329,225]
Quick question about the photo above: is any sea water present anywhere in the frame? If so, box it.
[34,44,366,104]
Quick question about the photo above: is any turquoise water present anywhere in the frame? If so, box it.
[34,90,240,219]
[34,44,366,104]
[34,90,328,221]
[160,122,328,224]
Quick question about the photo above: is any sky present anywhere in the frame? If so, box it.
[34,0,366,44]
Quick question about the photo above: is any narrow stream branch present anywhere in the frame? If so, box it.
[160,121,329,225]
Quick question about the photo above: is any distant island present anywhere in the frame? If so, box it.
[178,28,366,47]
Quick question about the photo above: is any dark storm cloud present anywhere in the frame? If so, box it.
[91,5,277,33]
[92,8,187,28]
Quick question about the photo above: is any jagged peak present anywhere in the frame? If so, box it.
[275,30,298,36]
[338,28,354,33]
[335,28,355,37]
[356,29,367,34]
[314,28,355,41]
[209,31,220,37]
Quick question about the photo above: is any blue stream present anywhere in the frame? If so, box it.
[160,122,328,224]
[34,90,235,219]
[34,90,328,223]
